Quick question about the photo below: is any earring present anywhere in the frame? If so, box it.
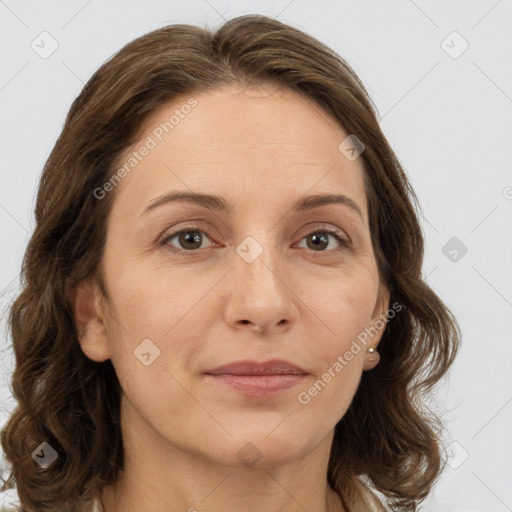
[365,347,380,370]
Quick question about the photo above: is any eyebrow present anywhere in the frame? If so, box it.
[142,191,364,222]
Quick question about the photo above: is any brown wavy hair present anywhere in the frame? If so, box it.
[0,13,460,512]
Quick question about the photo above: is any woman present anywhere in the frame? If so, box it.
[0,14,460,512]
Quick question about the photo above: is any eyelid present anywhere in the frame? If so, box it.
[309,222,351,244]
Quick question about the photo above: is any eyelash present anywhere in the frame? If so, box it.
[159,222,351,255]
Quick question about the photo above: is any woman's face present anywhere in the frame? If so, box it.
[77,85,389,468]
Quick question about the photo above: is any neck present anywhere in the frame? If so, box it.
[102,480,345,512]
[99,396,346,512]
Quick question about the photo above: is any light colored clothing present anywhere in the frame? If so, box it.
[76,495,103,512]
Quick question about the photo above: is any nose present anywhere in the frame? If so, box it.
[222,237,298,336]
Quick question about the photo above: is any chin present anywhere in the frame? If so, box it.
[196,426,322,470]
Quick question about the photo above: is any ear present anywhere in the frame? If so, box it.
[363,283,391,371]
[68,278,112,362]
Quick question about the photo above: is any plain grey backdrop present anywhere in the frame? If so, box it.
[1,1,511,511]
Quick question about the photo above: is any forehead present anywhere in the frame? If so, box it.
[110,84,368,222]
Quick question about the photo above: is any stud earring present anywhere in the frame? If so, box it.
[365,347,380,370]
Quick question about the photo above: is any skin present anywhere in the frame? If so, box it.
[70,84,390,512]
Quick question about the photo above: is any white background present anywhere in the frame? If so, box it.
[1,1,511,511]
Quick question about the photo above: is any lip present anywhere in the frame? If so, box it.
[204,359,308,397]
[205,359,308,376]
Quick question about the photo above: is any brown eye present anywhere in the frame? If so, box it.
[162,229,213,251]
[305,232,330,251]
[297,228,351,252]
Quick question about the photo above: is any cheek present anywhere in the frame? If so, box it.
[103,257,209,337]
[307,266,378,349]
[290,268,377,417]
[101,259,219,388]
[295,358,362,438]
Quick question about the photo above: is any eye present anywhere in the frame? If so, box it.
[296,225,351,252]
[160,223,351,254]
[161,228,215,252]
